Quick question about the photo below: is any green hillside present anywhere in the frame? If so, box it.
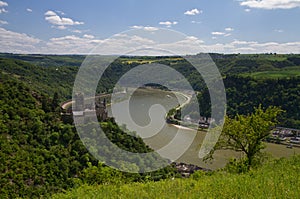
[0,57,78,100]
[241,66,300,79]
[0,73,176,198]
[52,155,300,199]
[1,53,300,198]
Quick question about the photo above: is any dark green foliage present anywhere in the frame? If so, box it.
[197,75,300,128]
[225,76,300,128]
[0,73,176,198]
[0,53,85,67]
[0,57,78,100]
[0,73,92,197]
[1,53,300,197]
[212,106,282,170]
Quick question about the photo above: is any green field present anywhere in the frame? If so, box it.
[241,66,300,79]
[52,155,300,199]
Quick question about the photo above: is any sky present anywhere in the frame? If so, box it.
[1,0,300,54]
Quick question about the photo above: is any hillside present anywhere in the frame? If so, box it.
[1,53,300,198]
[0,57,77,100]
[0,73,176,198]
[1,53,300,98]
[52,155,300,199]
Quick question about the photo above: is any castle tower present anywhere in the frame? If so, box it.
[74,93,84,111]
[96,98,108,121]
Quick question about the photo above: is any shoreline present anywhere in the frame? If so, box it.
[61,88,198,132]
[171,124,197,131]
[167,91,200,132]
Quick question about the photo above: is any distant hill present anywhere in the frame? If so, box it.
[0,53,85,67]
[0,57,78,100]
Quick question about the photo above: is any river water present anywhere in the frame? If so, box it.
[108,88,300,170]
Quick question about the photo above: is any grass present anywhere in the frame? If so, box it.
[52,155,300,199]
[242,67,300,79]
[121,57,184,65]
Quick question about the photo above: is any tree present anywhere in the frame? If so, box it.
[51,92,59,111]
[209,105,282,170]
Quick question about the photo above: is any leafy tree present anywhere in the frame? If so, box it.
[208,105,282,170]
[51,92,60,111]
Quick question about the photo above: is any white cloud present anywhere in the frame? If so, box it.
[0,19,7,25]
[83,34,95,39]
[26,8,32,12]
[0,1,7,13]
[0,27,41,53]
[245,8,252,12]
[45,10,56,16]
[184,8,202,15]
[231,40,258,45]
[144,26,159,31]
[45,35,103,54]
[130,25,158,31]
[44,10,84,27]
[191,21,201,24]
[159,21,178,28]
[54,25,67,30]
[212,28,234,38]
[157,36,205,55]
[0,8,7,13]
[130,25,143,29]
[204,39,300,54]
[0,1,8,7]
[72,29,82,33]
[225,27,234,32]
[212,32,226,36]
[56,10,65,15]
[240,0,300,9]
[1,27,300,54]
[274,29,284,33]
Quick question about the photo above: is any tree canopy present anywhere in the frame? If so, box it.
[209,105,283,170]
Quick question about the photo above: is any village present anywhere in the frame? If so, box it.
[267,127,300,148]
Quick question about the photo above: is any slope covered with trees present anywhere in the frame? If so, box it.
[0,73,176,198]
[225,76,300,128]
[1,53,300,198]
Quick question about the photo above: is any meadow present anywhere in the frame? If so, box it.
[52,155,300,199]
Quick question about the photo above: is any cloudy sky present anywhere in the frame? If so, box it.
[1,0,300,54]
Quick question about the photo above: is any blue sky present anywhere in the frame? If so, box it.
[1,0,300,54]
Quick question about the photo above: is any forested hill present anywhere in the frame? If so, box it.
[2,53,300,77]
[1,53,300,98]
[0,72,177,198]
[0,53,85,67]
[225,76,300,128]
[208,53,300,75]
[1,53,300,197]
[0,57,78,100]
[1,53,300,128]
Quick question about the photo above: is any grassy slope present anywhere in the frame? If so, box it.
[52,155,300,199]
[242,67,300,79]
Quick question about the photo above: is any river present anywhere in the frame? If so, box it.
[107,88,300,170]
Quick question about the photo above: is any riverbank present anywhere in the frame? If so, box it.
[61,88,300,170]
[165,91,203,131]
[171,124,196,131]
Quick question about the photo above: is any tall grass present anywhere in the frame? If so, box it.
[52,156,300,199]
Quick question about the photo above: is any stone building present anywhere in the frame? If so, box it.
[62,93,108,123]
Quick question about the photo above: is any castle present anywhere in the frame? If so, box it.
[61,93,108,124]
